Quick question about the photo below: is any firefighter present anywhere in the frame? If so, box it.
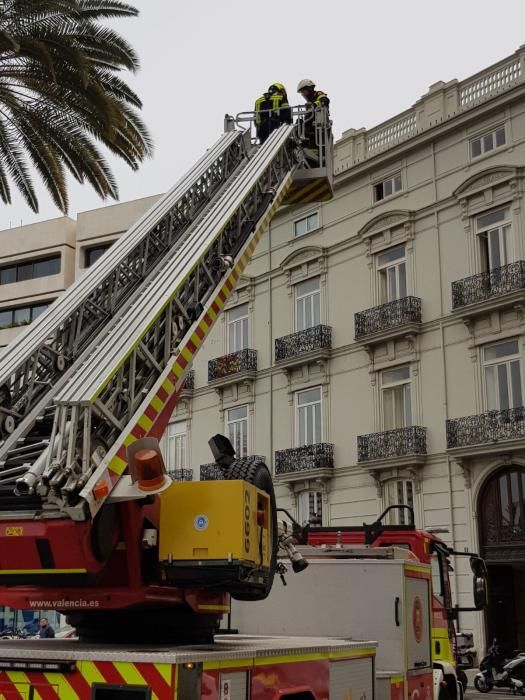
[254,83,292,145]
[297,79,330,110]
[296,79,330,163]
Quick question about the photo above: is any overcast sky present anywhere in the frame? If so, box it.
[1,0,525,230]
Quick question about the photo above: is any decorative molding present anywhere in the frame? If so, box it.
[358,210,413,240]
[281,246,327,273]
[453,166,520,199]
[456,457,472,488]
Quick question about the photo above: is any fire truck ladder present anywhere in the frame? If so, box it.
[47,124,298,522]
[0,109,333,633]
[0,131,248,509]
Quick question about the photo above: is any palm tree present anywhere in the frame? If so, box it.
[0,0,153,213]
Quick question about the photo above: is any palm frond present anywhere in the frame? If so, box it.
[0,0,151,212]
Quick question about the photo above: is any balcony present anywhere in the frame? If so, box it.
[200,455,266,481]
[446,407,525,458]
[451,261,525,317]
[168,468,193,482]
[354,297,422,344]
[275,325,332,368]
[357,426,427,469]
[180,370,194,396]
[207,348,257,387]
[274,443,334,483]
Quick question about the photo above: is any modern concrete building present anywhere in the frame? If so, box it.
[3,46,525,652]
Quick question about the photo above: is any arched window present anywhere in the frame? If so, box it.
[480,466,525,560]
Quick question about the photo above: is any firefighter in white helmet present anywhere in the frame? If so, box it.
[297,79,330,110]
[297,79,330,160]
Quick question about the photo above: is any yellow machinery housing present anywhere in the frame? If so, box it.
[159,480,271,596]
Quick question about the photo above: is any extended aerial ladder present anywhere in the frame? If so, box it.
[0,107,333,641]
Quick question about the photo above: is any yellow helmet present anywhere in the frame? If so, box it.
[268,82,286,95]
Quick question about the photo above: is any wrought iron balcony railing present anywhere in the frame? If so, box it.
[275,325,332,363]
[354,296,422,340]
[357,426,427,462]
[275,443,334,476]
[208,348,257,382]
[446,407,525,449]
[452,261,525,309]
[168,468,193,482]
[181,370,194,393]
[200,455,266,480]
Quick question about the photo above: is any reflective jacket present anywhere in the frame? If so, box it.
[254,92,292,126]
[311,90,330,109]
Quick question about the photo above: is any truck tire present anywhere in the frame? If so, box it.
[226,457,278,601]
[67,605,219,644]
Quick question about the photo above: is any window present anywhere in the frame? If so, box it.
[381,365,412,430]
[294,211,320,237]
[0,255,60,284]
[374,173,402,202]
[483,339,523,410]
[431,553,445,605]
[297,491,323,526]
[296,387,322,446]
[295,277,320,331]
[385,479,414,525]
[476,207,511,271]
[0,302,50,329]
[377,245,407,302]
[85,243,112,268]
[470,126,506,159]
[166,422,187,473]
[227,303,249,353]
[226,405,248,458]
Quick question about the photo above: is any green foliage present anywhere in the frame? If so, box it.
[0,0,152,212]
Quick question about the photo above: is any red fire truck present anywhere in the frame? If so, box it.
[0,635,376,699]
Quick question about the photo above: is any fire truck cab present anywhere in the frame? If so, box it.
[303,506,488,697]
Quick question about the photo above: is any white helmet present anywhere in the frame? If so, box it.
[297,78,315,92]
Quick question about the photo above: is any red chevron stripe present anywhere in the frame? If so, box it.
[117,445,127,460]
[0,672,24,700]
[186,338,197,354]
[93,661,127,686]
[177,354,188,369]
[132,424,146,439]
[135,662,172,699]
[144,404,157,422]
[168,370,177,383]
[57,668,91,699]
[26,672,61,700]
[156,386,168,402]
[204,312,212,326]
[195,325,205,340]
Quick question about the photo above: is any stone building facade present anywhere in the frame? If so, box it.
[3,47,525,652]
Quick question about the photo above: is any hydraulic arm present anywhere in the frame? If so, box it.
[0,108,333,641]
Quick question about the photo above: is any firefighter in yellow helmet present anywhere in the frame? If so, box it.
[254,83,292,145]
